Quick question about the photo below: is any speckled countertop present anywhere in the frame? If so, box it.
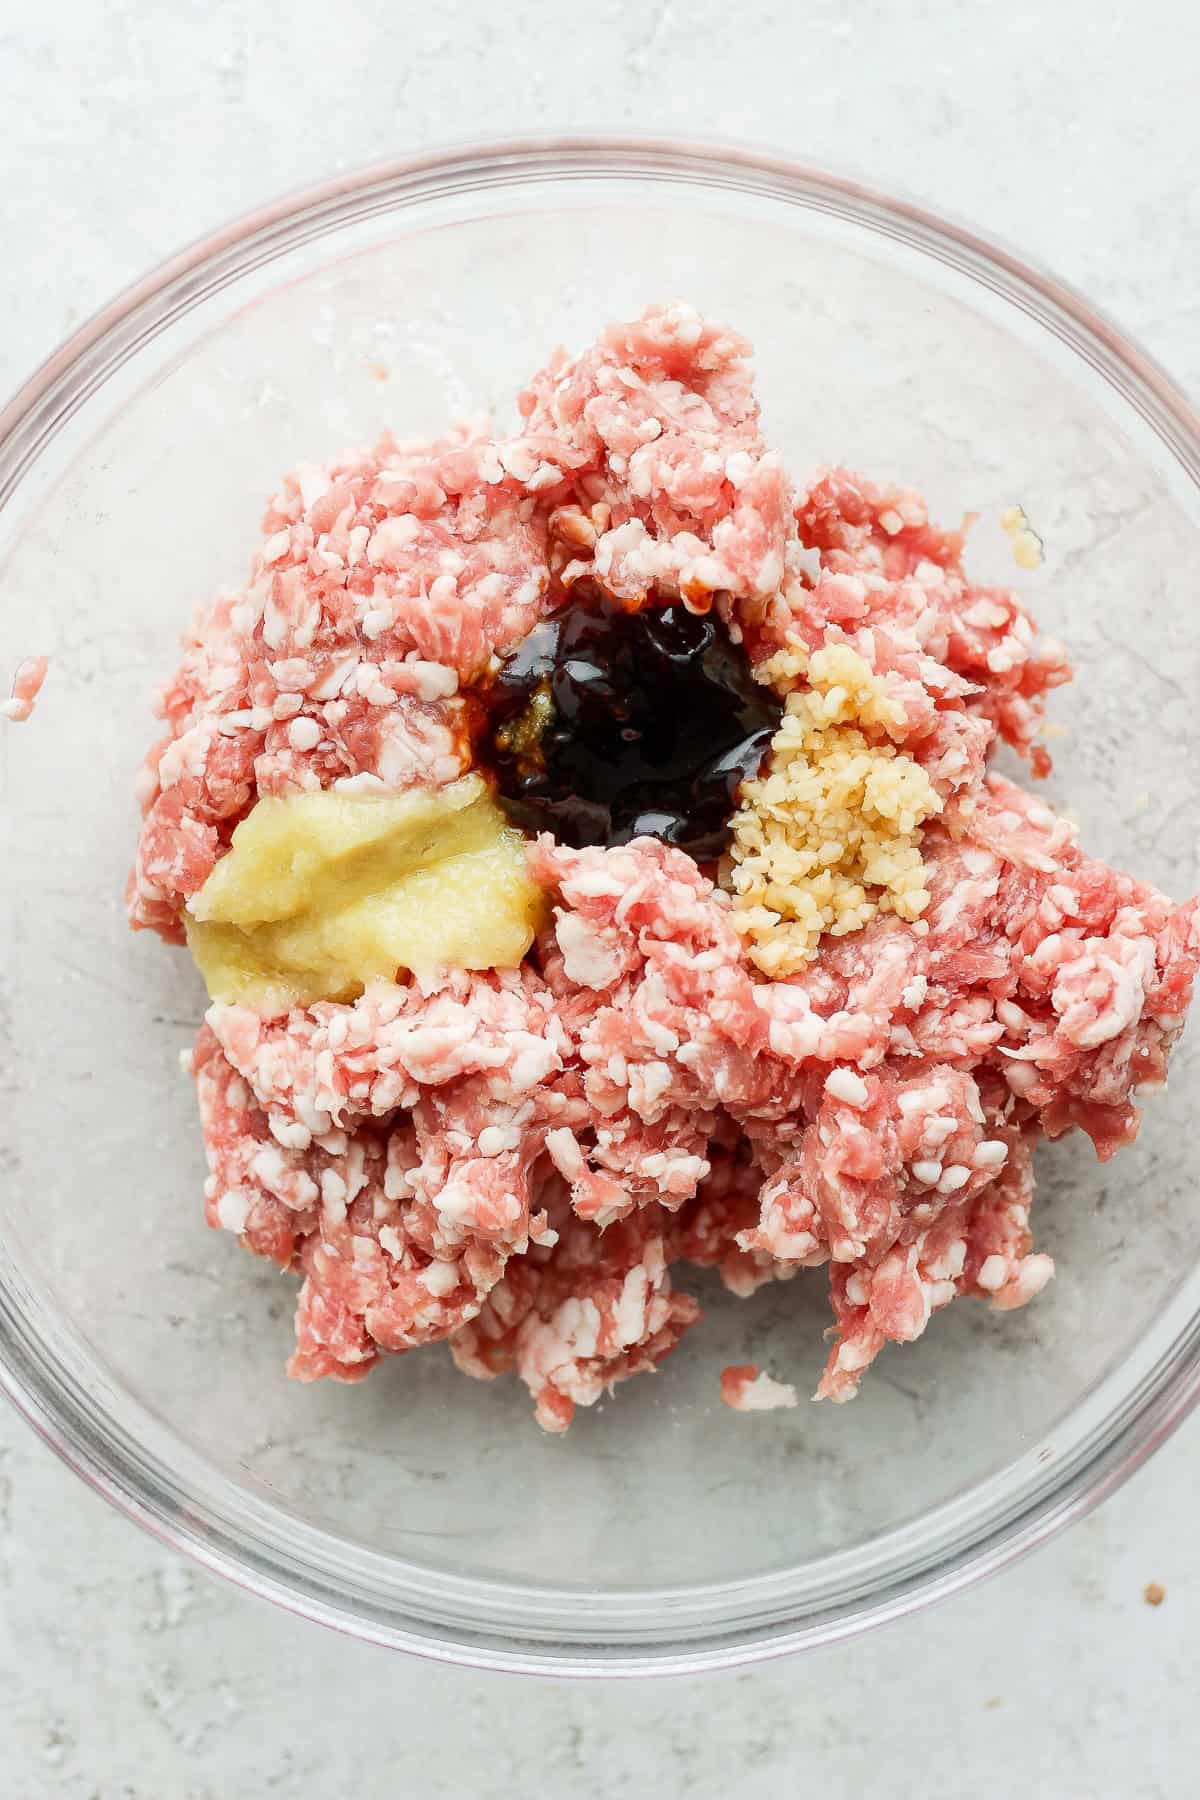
[2,4,1197,1794]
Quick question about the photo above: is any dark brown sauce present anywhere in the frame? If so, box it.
[481,580,782,857]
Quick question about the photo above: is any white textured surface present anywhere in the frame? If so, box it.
[2,3,1198,1793]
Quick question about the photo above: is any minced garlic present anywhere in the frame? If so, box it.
[755,641,908,729]
[999,504,1044,570]
[727,644,941,975]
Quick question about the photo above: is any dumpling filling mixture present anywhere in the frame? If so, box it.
[129,304,1200,1431]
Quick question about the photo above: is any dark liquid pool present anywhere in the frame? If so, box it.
[482,581,782,858]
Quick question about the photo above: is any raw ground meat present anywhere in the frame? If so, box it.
[449,1199,699,1434]
[2,655,48,723]
[719,1365,799,1412]
[135,303,1200,1428]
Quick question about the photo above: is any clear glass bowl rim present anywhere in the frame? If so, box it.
[2,132,1199,1676]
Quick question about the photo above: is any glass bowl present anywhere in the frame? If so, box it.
[2,137,1199,1676]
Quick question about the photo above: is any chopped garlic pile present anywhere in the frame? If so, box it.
[727,644,942,976]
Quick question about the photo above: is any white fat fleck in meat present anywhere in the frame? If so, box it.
[476,1124,521,1158]
[554,1296,602,1359]
[937,1164,972,1195]
[924,1239,967,1282]
[335,772,388,795]
[435,1178,479,1229]
[407,660,459,701]
[420,1260,461,1297]
[216,1189,251,1233]
[724,450,756,489]
[361,606,393,639]
[641,1014,681,1056]
[992,1254,1055,1309]
[555,912,622,989]
[825,1068,870,1108]
[262,530,291,565]
[320,1168,348,1222]
[767,1008,824,1060]
[612,1266,650,1347]
[309,654,360,701]
[287,716,322,752]
[367,514,422,562]
[975,1254,1009,1293]
[250,1145,318,1207]
[629,1059,674,1115]
[544,1126,585,1182]
[836,1338,875,1373]
[269,1116,312,1151]
[1004,1060,1039,1096]
[508,1039,558,1093]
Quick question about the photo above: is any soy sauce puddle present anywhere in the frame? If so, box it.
[481,580,782,857]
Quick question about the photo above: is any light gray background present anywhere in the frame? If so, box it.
[2,3,1196,1794]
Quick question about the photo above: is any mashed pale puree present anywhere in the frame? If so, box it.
[186,776,543,1010]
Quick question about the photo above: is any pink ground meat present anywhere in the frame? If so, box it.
[719,1365,799,1412]
[2,655,49,724]
[449,1202,699,1434]
[136,304,1200,1428]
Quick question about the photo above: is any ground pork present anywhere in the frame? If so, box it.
[720,1365,799,1412]
[2,655,48,723]
[136,304,1200,1427]
[449,1198,699,1433]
